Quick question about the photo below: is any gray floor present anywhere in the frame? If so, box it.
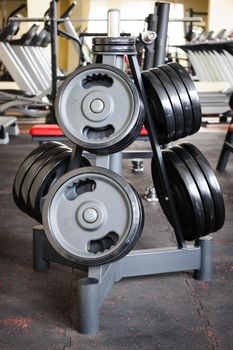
[0,131,232,350]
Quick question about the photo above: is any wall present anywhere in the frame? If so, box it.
[66,0,91,72]
[0,0,27,29]
[208,0,233,33]
[27,0,49,17]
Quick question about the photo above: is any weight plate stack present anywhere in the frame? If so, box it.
[181,143,225,231]
[42,167,144,266]
[13,141,69,216]
[142,62,202,144]
[151,143,225,241]
[168,62,202,134]
[142,70,176,143]
[28,154,91,223]
[55,63,144,154]
[92,36,136,53]
[159,64,193,137]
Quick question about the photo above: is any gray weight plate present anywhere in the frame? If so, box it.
[158,64,193,137]
[92,45,135,53]
[20,146,69,213]
[92,36,135,46]
[150,68,185,140]
[141,70,176,144]
[168,62,202,134]
[55,64,143,154]
[42,167,144,266]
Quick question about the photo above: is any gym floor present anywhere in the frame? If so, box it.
[0,129,232,350]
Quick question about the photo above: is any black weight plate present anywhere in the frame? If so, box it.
[158,64,193,137]
[28,153,90,223]
[12,142,67,213]
[151,150,206,241]
[13,141,65,201]
[19,146,69,214]
[229,92,233,111]
[168,62,202,134]
[92,36,135,46]
[28,150,71,222]
[172,145,216,235]
[92,44,135,53]
[141,70,175,144]
[181,143,225,231]
[150,68,185,140]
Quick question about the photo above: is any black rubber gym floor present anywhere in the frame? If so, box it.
[0,131,232,350]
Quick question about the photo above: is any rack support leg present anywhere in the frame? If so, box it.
[194,237,213,281]
[77,277,99,334]
[33,226,50,270]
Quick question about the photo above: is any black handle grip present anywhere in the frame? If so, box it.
[61,1,77,18]
[7,4,26,21]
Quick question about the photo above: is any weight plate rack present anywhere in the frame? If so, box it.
[13,4,225,336]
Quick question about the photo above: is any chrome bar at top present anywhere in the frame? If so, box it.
[107,9,120,37]
[8,17,203,23]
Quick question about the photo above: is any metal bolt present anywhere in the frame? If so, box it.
[141,30,157,44]
[82,208,98,223]
[144,186,158,202]
[131,159,144,173]
[90,98,104,113]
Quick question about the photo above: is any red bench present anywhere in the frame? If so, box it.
[29,124,149,141]
[216,123,233,171]
[29,124,152,159]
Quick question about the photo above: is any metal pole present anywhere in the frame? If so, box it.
[77,278,99,334]
[153,2,170,67]
[143,13,157,70]
[107,9,120,37]
[48,0,57,123]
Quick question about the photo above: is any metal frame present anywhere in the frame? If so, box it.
[31,3,214,336]
[33,227,213,335]
[0,116,19,144]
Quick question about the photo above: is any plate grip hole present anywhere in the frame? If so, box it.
[83,125,114,140]
[65,179,96,201]
[88,231,119,254]
[82,73,113,89]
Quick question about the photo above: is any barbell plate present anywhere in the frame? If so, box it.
[55,63,144,154]
[141,70,176,144]
[92,44,135,53]
[13,142,64,200]
[181,143,225,231]
[158,64,193,137]
[168,62,202,134]
[42,167,144,266]
[92,36,135,46]
[13,142,67,213]
[151,150,206,241]
[28,150,72,222]
[20,146,69,214]
[150,68,185,140]
[172,145,216,235]
[28,153,91,223]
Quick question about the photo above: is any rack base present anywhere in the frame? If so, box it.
[33,226,213,335]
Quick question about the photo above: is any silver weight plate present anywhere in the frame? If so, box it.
[42,167,144,266]
[55,64,142,154]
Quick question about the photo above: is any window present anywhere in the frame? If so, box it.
[87,1,185,52]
